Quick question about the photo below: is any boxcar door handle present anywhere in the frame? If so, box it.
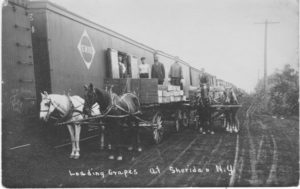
[17,61,33,65]
[19,79,34,83]
[16,42,32,48]
[14,24,31,31]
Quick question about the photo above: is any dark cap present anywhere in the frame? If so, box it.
[141,57,146,60]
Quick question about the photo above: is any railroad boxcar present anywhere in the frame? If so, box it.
[2,0,36,119]
[2,0,39,148]
[28,1,159,104]
[3,0,240,147]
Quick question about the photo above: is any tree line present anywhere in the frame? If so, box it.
[254,64,299,116]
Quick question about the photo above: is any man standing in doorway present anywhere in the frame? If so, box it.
[151,54,165,84]
[168,57,183,89]
[139,57,150,78]
[118,55,127,78]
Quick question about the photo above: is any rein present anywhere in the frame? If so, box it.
[100,93,139,116]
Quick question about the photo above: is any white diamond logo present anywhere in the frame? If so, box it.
[77,30,95,69]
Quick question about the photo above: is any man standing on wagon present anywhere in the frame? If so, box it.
[199,68,210,89]
[139,57,150,78]
[168,57,183,89]
[151,54,165,85]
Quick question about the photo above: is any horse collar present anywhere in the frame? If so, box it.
[52,96,75,123]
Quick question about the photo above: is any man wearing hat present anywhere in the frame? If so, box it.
[139,57,150,78]
[199,68,210,90]
[168,57,183,89]
[151,54,165,84]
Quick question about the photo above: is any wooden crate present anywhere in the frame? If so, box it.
[140,79,158,104]
[104,78,158,105]
[158,85,168,90]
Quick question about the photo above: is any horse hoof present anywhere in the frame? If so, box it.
[128,146,133,151]
[202,131,206,135]
[73,155,80,160]
[210,131,215,135]
[69,155,75,159]
[116,156,123,161]
[108,155,115,160]
[137,147,142,152]
[108,144,112,150]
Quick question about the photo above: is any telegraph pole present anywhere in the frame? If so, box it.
[254,20,279,94]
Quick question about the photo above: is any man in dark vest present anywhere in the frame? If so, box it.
[151,54,165,85]
[168,57,183,89]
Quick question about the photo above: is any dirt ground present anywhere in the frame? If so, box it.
[2,98,299,187]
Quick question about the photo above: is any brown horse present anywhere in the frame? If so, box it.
[197,84,215,134]
[83,83,141,161]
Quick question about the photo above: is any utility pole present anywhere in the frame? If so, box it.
[254,20,279,94]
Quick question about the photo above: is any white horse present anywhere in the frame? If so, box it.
[223,88,239,133]
[39,91,99,159]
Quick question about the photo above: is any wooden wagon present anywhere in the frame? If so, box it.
[56,78,191,145]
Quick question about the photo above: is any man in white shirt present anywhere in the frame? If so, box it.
[139,57,150,78]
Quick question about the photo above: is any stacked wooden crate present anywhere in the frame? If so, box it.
[158,85,186,103]
[140,79,158,104]
[104,79,187,105]
[188,86,200,107]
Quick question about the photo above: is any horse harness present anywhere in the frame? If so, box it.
[42,96,82,123]
[97,93,141,118]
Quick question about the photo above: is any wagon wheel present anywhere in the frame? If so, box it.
[181,110,189,128]
[189,110,198,130]
[195,116,199,131]
[175,110,181,132]
[152,112,164,144]
[175,119,180,132]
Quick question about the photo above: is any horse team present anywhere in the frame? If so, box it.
[40,83,239,160]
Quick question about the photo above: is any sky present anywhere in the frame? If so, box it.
[48,0,299,92]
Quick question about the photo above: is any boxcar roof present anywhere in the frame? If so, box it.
[155,50,190,67]
[28,1,157,53]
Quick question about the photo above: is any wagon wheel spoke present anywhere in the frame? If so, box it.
[182,111,189,127]
[153,112,164,144]
[175,110,181,132]
[175,119,180,132]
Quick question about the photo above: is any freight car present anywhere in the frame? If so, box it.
[2,0,239,146]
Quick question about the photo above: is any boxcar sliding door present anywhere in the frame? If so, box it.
[129,55,139,78]
[107,48,119,78]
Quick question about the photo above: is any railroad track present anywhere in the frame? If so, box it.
[233,101,298,186]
